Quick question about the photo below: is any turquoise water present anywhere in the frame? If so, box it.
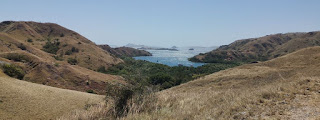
[133,47,216,67]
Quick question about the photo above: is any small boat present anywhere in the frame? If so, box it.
[189,48,194,50]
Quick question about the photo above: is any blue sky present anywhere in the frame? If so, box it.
[1,0,320,47]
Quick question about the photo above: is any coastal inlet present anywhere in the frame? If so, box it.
[134,46,216,67]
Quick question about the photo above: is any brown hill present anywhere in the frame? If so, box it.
[0,21,126,94]
[99,44,152,57]
[125,46,320,119]
[190,31,320,63]
[0,21,122,69]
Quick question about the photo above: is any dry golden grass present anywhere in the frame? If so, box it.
[0,21,128,94]
[0,75,105,120]
[0,21,123,71]
[123,47,320,120]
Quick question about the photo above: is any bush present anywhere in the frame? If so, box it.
[53,55,63,61]
[27,38,33,42]
[65,50,72,55]
[65,47,79,55]
[60,33,65,37]
[1,64,25,80]
[97,66,107,73]
[42,39,60,54]
[105,82,158,119]
[86,89,97,94]
[67,58,78,65]
[106,83,133,117]
[5,53,30,62]
[18,43,26,50]
[71,47,79,52]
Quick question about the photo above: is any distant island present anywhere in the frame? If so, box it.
[125,43,179,51]
[138,47,178,51]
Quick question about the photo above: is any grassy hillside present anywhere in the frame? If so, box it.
[0,74,104,120]
[0,21,126,94]
[124,46,320,119]
[190,31,320,63]
[99,44,152,57]
[0,21,123,69]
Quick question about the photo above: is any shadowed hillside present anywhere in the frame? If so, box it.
[190,31,320,63]
[125,46,320,119]
[0,21,126,94]
[99,44,152,57]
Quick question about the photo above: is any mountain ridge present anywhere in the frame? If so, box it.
[99,44,152,57]
[190,31,320,63]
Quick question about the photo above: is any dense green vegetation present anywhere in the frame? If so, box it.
[5,53,31,63]
[189,54,266,64]
[102,57,240,90]
[27,38,33,43]
[65,47,79,55]
[67,58,78,65]
[18,43,27,50]
[42,39,60,54]
[1,64,25,80]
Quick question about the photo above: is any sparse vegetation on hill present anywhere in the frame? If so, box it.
[0,21,123,70]
[0,21,126,95]
[190,31,320,63]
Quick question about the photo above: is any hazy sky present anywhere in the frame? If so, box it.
[1,0,320,47]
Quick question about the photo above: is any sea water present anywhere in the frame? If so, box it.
[133,47,216,67]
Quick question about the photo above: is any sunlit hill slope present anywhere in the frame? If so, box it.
[0,21,126,94]
[127,46,320,119]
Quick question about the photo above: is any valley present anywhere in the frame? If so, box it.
[0,21,319,120]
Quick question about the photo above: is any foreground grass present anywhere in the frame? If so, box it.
[0,75,104,120]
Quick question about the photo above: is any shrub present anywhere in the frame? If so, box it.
[71,47,79,52]
[65,50,72,55]
[65,47,79,55]
[54,63,60,67]
[27,38,33,43]
[97,66,107,73]
[42,39,60,54]
[67,58,78,65]
[86,89,97,94]
[1,64,25,80]
[106,83,133,117]
[60,33,65,37]
[53,55,63,61]
[5,53,30,62]
[18,43,26,50]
